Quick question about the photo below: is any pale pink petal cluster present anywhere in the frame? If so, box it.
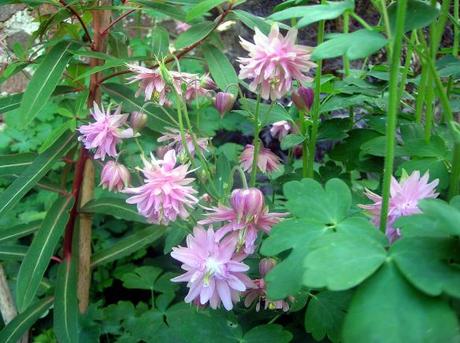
[359,171,439,243]
[100,161,130,192]
[244,258,290,312]
[171,227,254,310]
[78,102,134,160]
[175,21,191,33]
[171,72,216,101]
[270,120,292,140]
[199,188,287,254]
[124,150,198,225]
[157,127,209,157]
[240,144,281,174]
[238,24,316,100]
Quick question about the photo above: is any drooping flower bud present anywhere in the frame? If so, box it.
[130,111,148,131]
[214,92,236,117]
[291,86,314,112]
[259,258,277,277]
[270,120,291,140]
[230,188,265,223]
[100,161,130,192]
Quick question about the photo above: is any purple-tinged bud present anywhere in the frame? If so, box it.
[230,188,265,223]
[100,161,130,192]
[259,258,277,277]
[291,87,314,111]
[130,111,148,131]
[214,92,236,117]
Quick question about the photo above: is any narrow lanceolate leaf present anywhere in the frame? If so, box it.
[202,45,239,95]
[0,153,36,176]
[186,0,227,21]
[0,130,76,219]
[0,297,54,343]
[0,93,22,113]
[91,226,166,267]
[0,221,41,244]
[80,197,147,223]
[175,21,215,49]
[18,40,77,125]
[0,245,28,260]
[16,196,74,312]
[54,259,79,343]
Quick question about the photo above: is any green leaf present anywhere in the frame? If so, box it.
[17,41,77,125]
[0,245,28,260]
[38,120,75,153]
[80,197,147,223]
[202,45,238,95]
[187,0,227,20]
[175,21,215,50]
[0,93,22,113]
[91,226,166,267]
[119,266,163,290]
[242,324,293,343]
[73,59,125,81]
[54,259,79,343]
[312,30,387,61]
[280,134,305,150]
[16,196,74,311]
[343,262,460,343]
[0,221,41,243]
[232,10,272,34]
[391,237,460,298]
[0,297,54,343]
[151,27,170,58]
[131,0,186,20]
[270,0,354,28]
[0,153,36,177]
[388,0,440,33]
[0,131,76,219]
[303,232,387,291]
[305,290,352,343]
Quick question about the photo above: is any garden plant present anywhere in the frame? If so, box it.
[0,0,460,342]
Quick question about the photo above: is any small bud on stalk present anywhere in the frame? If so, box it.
[291,86,314,112]
[214,92,236,117]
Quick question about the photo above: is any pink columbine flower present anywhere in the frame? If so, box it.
[100,161,130,192]
[130,111,148,131]
[292,86,314,112]
[240,144,281,174]
[172,72,215,101]
[171,227,254,310]
[244,258,290,312]
[238,24,316,100]
[124,150,198,225]
[359,171,439,243]
[126,64,169,105]
[157,127,209,158]
[175,21,192,33]
[270,121,291,140]
[78,102,134,160]
[199,188,287,254]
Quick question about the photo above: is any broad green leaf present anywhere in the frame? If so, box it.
[388,0,440,33]
[18,40,77,125]
[202,45,238,95]
[320,94,375,113]
[186,0,227,21]
[0,131,76,219]
[0,93,22,113]
[243,324,293,343]
[0,244,28,260]
[280,134,305,150]
[54,259,79,343]
[0,297,54,343]
[303,232,387,291]
[391,237,460,298]
[270,0,354,28]
[0,221,41,243]
[343,262,459,343]
[305,290,352,343]
[81,197,147,223]
[91,226,166,267]
[312,30,387,61]
[0,153,36,176]
[240,98,292,125]
[151,27,170,58]
[131,0,186,20]
[16,196,74,311]
[175,21,215,50]
[119,266,163,290]
[38,120,75,153]
[232,10,272,34]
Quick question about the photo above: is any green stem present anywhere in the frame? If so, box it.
[449,145,460,199]
[299,110,309,178]
[250,94,262,187]
[398,31,416,100]
[432,0,452,55]
[424,74,434,142]
[414,64,428,123]
[350,12,374,31]
[343,11,351,76]
[231,166,248,189]
[379,0,393,56]
[454,0,459,56]
[379,0,407,233]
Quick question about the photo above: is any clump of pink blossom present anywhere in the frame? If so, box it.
[175,21,191,33]
[171,72,215,101]
[157,127,209,158]
[240,144,281,174]
[171,227,254,310]
[270,120,292,140]
[100,161,130,192]
[199,188,287,254]
[126,64,169,105]
[359,171,439,243]
[78,102,134,160]
[238,24,316,100]
[124,150,198,225]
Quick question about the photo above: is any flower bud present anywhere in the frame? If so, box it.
[100,161,130,192]
[291,86,314,112]
[130,111,148,131]
[230,188,265,222]
[259,258,277,277]
[214,92,236,117]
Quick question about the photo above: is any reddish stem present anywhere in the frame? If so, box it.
[100,9,137,36]
[58,0,93,45]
